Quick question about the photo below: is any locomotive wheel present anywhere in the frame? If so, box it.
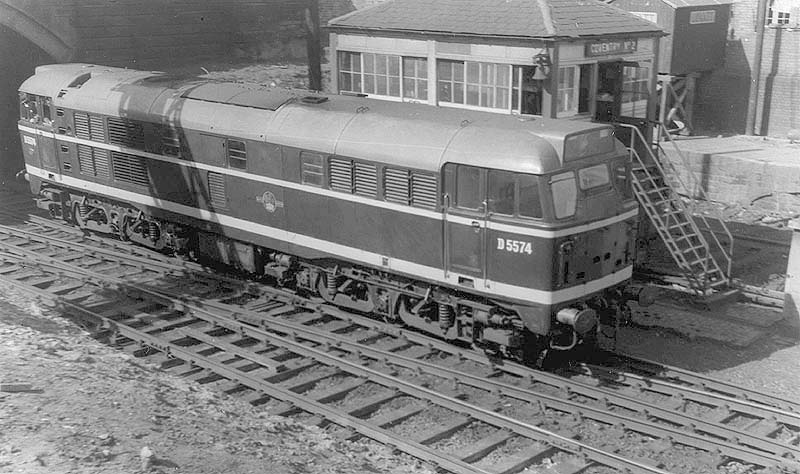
[119,215,131,242]
[71,202,85,229]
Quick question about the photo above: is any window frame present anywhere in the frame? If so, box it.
[227,138,247,170]
[300,151,325,187]
[550,171,578,219]
[620,64,650,119]
[556,65,580,117]
[439,60,514,112]
[767,0,792,25]
[338,51,428,101]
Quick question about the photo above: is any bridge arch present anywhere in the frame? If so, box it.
[0,2,74,62]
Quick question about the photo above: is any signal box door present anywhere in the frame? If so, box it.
[443,164,487,288]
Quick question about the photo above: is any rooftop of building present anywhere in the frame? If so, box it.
[327,0,665,40]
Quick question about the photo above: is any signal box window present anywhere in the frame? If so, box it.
[455,166,482,210]
[621,65,650,119]
[227,139,247,170]
[402,57,428,101]
[439,60,510,110]
[518,175,543,219]
[301,152,325,187]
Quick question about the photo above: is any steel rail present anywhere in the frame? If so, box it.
[573,360,800,427]
[2,209,798,468]
[2,202,796,412]
[151,291,800,466]
[0,226,800,442]
[0,250,673,474]
[587,354,800,413]
[0,270,489,474]
[1,246,796,472]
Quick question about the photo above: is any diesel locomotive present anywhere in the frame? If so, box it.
[17,63,652,360]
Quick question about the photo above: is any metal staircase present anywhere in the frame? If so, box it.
[618,123,733,295]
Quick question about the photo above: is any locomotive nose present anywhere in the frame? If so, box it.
[556,307,598,335]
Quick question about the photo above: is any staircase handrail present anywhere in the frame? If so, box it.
[653,122,733,281]
[618,123,732,284]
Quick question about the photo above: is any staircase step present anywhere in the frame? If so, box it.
[645,186,672,195]
[668,221,693,230]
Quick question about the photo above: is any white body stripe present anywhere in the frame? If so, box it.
[19,124,638,239]
[25,163,633,305]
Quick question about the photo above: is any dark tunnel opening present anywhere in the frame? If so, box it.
[0,24,54,183]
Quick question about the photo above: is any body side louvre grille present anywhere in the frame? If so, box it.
[208,172,227,209]
[384,167,410,204]
[410,172,438,209]
[111,151,148,187]
[329,157,353,192]
[74,113,90,140]
[353,162,377,197]
[107,117,145,148]
[89,115,105,142]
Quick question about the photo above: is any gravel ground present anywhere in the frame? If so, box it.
[0,282,434,474]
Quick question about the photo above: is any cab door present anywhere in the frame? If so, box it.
[21,94,59,177]
[36,97,60,176]
[443,163,487,289]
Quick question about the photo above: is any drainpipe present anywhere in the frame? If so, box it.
[745,0,768,135]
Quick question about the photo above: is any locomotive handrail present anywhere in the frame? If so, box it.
[619,122,732,292]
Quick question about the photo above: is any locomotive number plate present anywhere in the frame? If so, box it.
[496,238,532,255]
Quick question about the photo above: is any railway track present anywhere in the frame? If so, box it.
[0,191,799,473]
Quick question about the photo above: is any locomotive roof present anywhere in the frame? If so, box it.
[21,63,617,174]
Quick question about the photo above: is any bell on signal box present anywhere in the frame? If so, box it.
[531,66,549,81]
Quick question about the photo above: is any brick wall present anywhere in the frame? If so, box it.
[694,0,800,137]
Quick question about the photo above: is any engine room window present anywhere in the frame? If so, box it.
[227,139,247,170]
[487,170,515,216]
[455,166,482,210]
[518,174,543,219]
[551,172,577,219]
[578,164,610,190]
[301,152,325,187]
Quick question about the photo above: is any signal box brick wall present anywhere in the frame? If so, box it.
[694,0,800,137]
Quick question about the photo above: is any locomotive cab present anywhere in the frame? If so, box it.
[441,124,640,355]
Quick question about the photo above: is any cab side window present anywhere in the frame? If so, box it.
[518,175,543,218]
[487,170,515,216]
[20,93,39,122]
[455,165,482,210]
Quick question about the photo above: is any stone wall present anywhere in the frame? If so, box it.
[663,140,800,214]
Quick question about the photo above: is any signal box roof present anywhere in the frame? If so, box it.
[328,0,664,39]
